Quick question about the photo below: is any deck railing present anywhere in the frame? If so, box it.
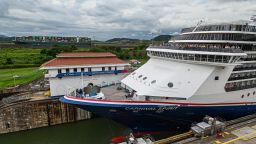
[149,45,244,53]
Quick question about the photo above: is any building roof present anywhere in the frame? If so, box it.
[130,59,139,62]
[41,52,128,68]
[56,52,116,58]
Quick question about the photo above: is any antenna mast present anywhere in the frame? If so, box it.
[192,20,204,32]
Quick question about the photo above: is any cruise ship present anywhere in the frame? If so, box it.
[60,17,256,132]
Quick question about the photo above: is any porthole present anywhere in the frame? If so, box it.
[168,82,174,88]
[241,95,244,98]
[143,77,147,80]
[138,75,143,78]
[151,80,156,84]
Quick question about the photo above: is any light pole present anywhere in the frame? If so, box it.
[13,75,20,87]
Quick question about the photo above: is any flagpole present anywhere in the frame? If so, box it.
[81,71,84,88]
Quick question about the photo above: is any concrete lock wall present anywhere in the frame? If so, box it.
[0,99,92,134]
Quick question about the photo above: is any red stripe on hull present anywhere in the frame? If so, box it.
[65,96,256,106]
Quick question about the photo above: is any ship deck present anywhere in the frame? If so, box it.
[101,85,129,100]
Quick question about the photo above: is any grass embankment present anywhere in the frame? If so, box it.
[0,67,44,88]
[0,48,51,68]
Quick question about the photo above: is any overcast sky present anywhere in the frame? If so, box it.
[0,0,255,40]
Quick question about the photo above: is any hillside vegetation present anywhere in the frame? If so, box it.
[0,67,44,88]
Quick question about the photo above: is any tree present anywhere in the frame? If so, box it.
[40,49,47,54]
[5,58,13,64]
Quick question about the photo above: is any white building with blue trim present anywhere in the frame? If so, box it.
[40,52,129,97]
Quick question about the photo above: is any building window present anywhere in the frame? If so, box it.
[81,68,84,72]
[108,67,112,71]
[215,76,219,80]
[58,69,61,74]
[66,68,69,73]
[74,68,77,72]
[102,67,105,71]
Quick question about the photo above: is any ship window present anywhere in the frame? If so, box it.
[66,68,69,73]
[151,80,156,84]
[248,93,250,97]
[81,68,84,72]
[74,68,77,72]
[102,67,105,71]
[215,76,219,80]
[143,77,147,80]
[108,67,112,71]
[168,82,174,88]
[241,95,244,98]
[132,72,136,75]
[138,75,143,78]
[88,67,92,72]
[58,69,62,74]
[254,91,255,95]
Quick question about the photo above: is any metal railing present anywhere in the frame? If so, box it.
[56,70,128,78]
[149,45,244,53]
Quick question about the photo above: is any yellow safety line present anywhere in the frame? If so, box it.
[155,131,192,144]
[222,130,256,144]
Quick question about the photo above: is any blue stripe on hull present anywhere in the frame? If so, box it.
[60,97,256,132]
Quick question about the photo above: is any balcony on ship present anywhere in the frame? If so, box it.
[147,44,246,65]
[181,24,256,34]
[225,80,256,92]
[148,44,244,53]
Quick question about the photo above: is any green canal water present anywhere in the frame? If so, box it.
[0,118,130,144]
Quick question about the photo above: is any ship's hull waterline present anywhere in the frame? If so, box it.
[60,96,256,132]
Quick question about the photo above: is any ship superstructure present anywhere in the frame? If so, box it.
[122,21,256,103]
[60,17,256,132]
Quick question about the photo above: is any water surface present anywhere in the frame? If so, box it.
[0,118,130,144]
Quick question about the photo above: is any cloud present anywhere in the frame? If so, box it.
[0,0,255,40]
